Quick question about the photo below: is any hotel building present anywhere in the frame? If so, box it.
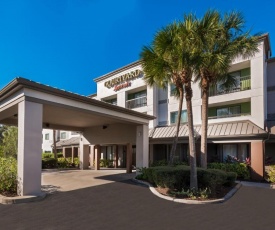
[40,34,275,181]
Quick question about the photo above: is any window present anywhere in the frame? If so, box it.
[216,71,241,94]
[209,102,250,119]
[45,133,49,140]
[222,144,249,163]
[126,90,147,109]
[217,105,241,118]
[104,98,117,105]
[223,144,237,162]
[209,68,251,96]
[170,84,177,96]
[60,132,67,139]
[127,90,147,100]
[170,110,187,124]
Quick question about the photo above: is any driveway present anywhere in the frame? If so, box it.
[42,169,135,192]
[0,170,275,230]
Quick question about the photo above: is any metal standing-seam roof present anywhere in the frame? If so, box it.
[149,120,267,139]
[54,137,81,148]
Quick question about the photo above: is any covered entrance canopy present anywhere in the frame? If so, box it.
[0,77,154,196]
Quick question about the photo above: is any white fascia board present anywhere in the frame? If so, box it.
[23,88,151,125]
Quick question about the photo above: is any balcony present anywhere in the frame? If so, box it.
[126,96,147,109]
[209,75,251,97]
[208,112,251,120]
[208,102,251,120]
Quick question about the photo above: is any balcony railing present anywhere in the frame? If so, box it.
[126,96,147,109]
[209,75,251,97]
[208,113,251,120]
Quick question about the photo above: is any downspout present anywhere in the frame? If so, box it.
[263,121,271,179]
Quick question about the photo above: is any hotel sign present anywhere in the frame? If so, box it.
[104,69,143,91]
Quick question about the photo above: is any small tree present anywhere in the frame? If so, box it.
[2,126,18,158]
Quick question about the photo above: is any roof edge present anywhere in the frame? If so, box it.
[93,60,142,83]
[258,33,272,57]
[0,77,155,121]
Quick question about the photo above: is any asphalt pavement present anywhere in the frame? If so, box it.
[0,170,275,230]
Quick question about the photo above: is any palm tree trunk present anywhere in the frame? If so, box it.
[200,75,209,169]
[53,129,57,160]
[185,82,198,190]
[169,87,184,165]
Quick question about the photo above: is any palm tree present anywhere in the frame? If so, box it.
[193,10,259,168]
[140,16,198,189]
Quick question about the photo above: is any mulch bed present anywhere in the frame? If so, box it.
[0,191,17,197]
[155,184,236,200]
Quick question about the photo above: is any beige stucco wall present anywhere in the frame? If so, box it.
[83,123,136,145]
[267,60,275,116]
[250,141,264,181]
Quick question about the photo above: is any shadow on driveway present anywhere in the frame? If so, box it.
[0,176,275,230]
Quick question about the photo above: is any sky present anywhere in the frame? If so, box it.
[0,0,274,96]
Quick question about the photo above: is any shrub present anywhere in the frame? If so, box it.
[226,172,238,186]
[57,158,71,168]
[66,157,72,163]
[150,160,168,167]
[150,160,188,167]
[138,165,236,191]
[42,152,63,159]
[100,159,113,168]
[73,157,79,168]
[42,153,54,159]
[170,187,211,200]
[208,162,250,180]
[200,168,228,192]
[267,165,275,184]
[42,158,57,169]
[0,157,17,194]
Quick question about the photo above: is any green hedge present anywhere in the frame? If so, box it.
[42,152,63,159]
[138,165,237,191]
[267,165,275,184]
[0,157,17,194]
[42,157,80,169]
[150,160,188,167]
[208,162,250,180]
[42,158,57,169]
[100,159,113,168]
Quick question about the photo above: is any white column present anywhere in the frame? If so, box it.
[71,146,74,162]
[136,125,149,170]
[79,135,89,169]
[89,145,95,167]
[126,143,132,173]
[117,91,126,108]
[147,85,158,128]
[17,101,43,196]
[94,145,101,170]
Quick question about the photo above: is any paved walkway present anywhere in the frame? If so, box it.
[42,169,135,193]
[237,180,271,189]
[0,170,274,229]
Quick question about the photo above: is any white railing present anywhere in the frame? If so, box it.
[208,113,251,120]
[209,75,251,97]
[126,96,147,109]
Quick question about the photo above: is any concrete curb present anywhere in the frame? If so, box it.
[132,178,242,204]
[236,180,274,189]
[0,192,46,205]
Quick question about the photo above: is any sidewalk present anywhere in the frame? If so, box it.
[237,180,272,189]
